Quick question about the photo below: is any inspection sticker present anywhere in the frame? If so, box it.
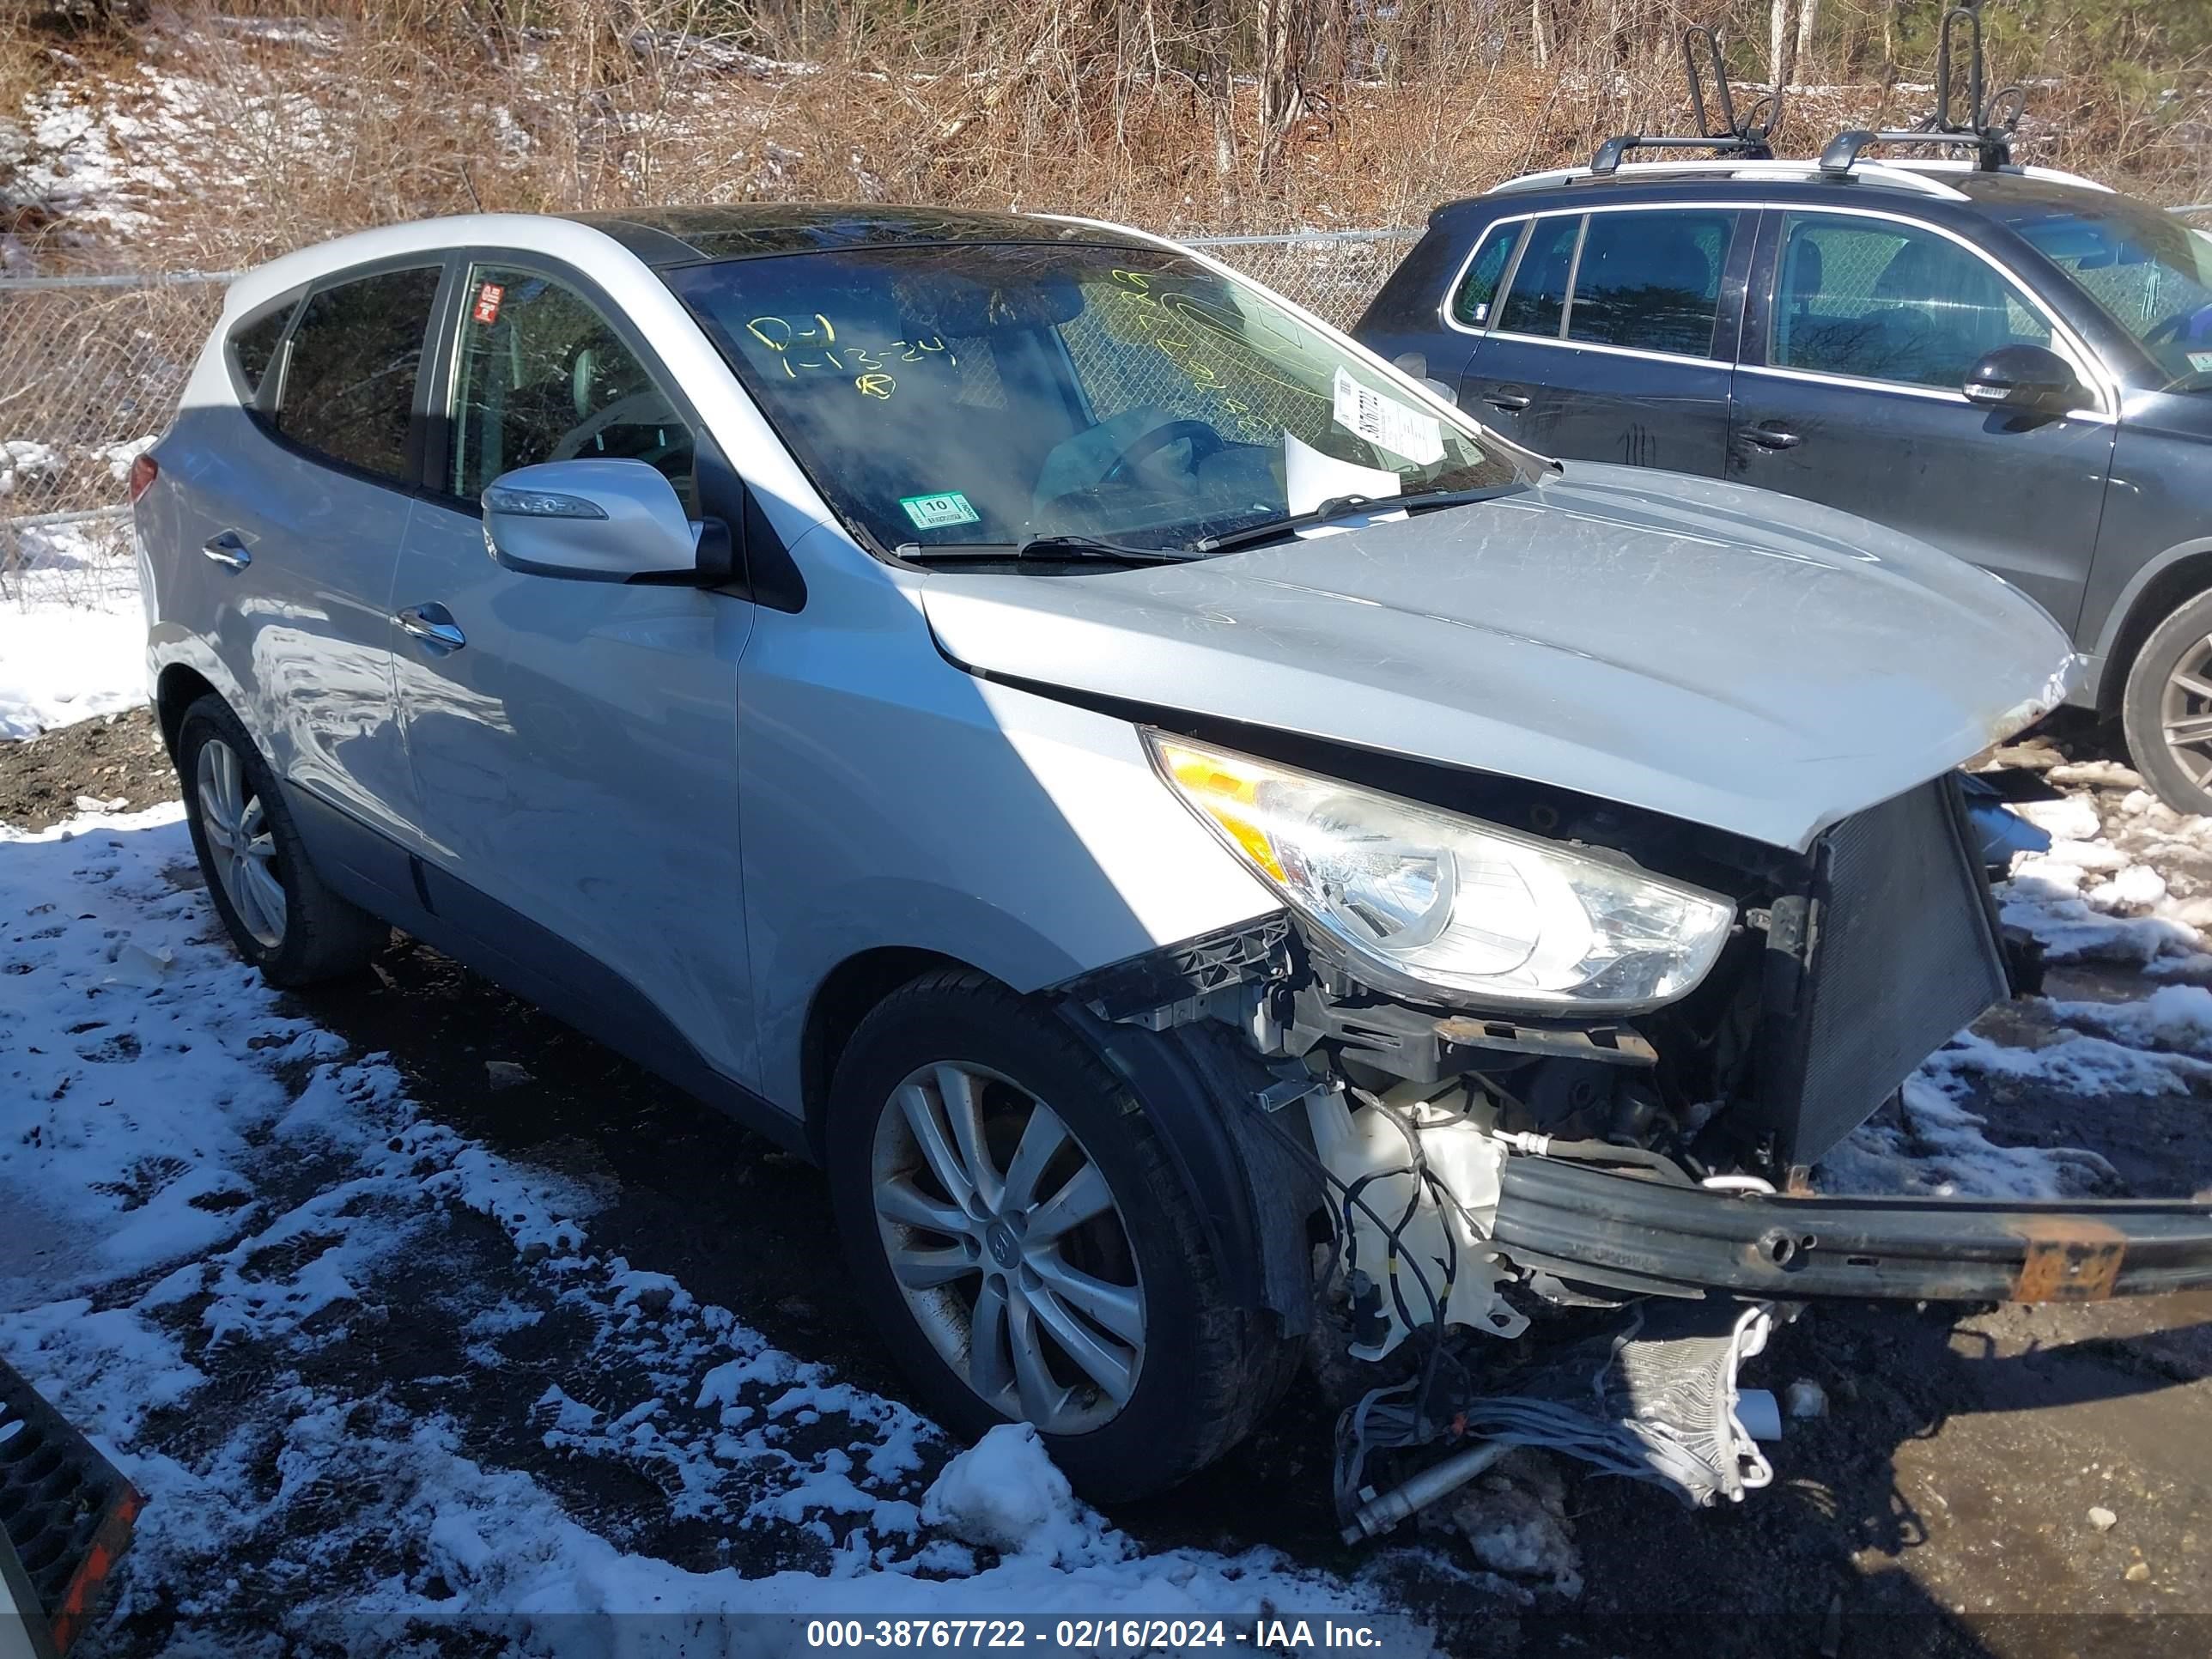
[1332,367,1443,465]
[471,282,505,325]
[900,490,981,530]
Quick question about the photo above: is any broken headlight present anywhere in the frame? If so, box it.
[1146,734,1734,1011]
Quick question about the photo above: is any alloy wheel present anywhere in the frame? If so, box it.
[869,1061,1146,1435]
[2162,639,2212,793]
[194,736,286,949]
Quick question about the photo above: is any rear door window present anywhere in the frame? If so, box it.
[1450,221,1523,328]
[1495,216,1582,338]
[275,264,442,482]
[1566,210,1740,357]
[1771,213,2052,390]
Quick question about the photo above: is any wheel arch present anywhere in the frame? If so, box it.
[2093,538,2212,717]
[155,662,221,760]
[800,946,966,1158]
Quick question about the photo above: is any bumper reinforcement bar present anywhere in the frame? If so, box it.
[1493,1157,2212,1304]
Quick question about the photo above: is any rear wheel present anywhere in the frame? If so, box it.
[177,695,386,986]
[824,969,1300,1501]
[2123,590,2212,816]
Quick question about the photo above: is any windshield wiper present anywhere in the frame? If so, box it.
[1192,486,1510,554]
[896,535,1201,567]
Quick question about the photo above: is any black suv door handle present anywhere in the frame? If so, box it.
[1484,388,1533,412]
[1743,423,1802,451]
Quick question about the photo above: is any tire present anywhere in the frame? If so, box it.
[825,969,1301,1502]
[176,694,386,987]
[2122,589,2212,816]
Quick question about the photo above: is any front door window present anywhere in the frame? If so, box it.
[448,266,697,511]
[1771,213,2054,391]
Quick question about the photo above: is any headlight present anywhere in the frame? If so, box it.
[1146,733,1735,1011]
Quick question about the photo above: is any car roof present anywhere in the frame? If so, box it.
[562,204,1155,266]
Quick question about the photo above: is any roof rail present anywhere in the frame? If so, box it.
[1588,24,1780,177]
[1489,157,1968,199]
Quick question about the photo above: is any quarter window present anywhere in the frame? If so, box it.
[1496,216,1582,338]
[1771,213,2053,391]
[276,265,441,481]
[1567,210,1739,356]
[448,265,696,511]
[228,302,295,401]
[1450,222,1522,327]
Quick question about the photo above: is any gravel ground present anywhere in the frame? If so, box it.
[4,710,2209,1656]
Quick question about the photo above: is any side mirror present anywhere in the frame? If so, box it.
[1389,349,1458,408]
[1964,344,2082,417]
[481,459,725,584]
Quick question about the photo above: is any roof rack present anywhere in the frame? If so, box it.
[1885,157,2115,193]
[1491,156,1969,199]
[1821,2,2025,175]
[1588,25,1781,177]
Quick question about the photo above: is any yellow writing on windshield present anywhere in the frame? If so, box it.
[745,316,953,396]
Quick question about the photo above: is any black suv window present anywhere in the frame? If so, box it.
[447,264,696,511]
[276,265,441,481]
[1450,221,1523,328]
[228,303,295,400]
[1567,210,1739,356]
[1772,213,2051,391]
[1496,216,1581,337]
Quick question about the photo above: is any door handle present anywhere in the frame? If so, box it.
[396,604,466,652]
[1484,388,1533,412]
[1743,424,1802,451]
[201,530,252,570]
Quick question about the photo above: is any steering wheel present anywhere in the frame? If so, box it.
[1101,419,1225,488]
[551,389,690,471]
[2142,302,2212,351]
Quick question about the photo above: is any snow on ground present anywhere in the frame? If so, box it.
[0,807,1411,1653]
[1818,753,2212,1198]
[0,515,145,739]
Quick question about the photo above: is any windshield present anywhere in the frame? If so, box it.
[663,241,1529,556]
[2011,200,2212,390]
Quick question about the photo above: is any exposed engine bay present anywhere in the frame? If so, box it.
[1058,746,2212,1536]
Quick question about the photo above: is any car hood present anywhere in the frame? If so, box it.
[918,463,2077,852]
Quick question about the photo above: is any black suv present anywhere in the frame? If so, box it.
[1356,156,2212,811]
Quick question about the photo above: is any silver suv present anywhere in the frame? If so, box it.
[132,205,2212,1516]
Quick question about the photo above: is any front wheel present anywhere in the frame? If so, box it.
[824,970,1300,1502]
[2122,590,2212,816]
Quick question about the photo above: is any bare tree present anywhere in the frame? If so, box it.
[1256,0,1310,173]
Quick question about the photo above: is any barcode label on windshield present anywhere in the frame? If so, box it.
[1333,368,1444,466]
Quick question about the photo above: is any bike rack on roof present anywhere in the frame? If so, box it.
[1821,1,2026,175]
[1589,25,1782,177]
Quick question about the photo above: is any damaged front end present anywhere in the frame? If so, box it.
[1059,729,2212,1538]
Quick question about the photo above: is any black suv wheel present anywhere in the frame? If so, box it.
[2123,591,2212,816]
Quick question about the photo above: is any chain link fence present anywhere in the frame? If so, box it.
[0,230,1416,568]
[7,203,2206,571]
